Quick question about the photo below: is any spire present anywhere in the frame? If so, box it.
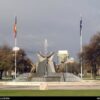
[44,38,48,55]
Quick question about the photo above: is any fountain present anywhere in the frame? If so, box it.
[13,39,81,82]
[13,52,81,82]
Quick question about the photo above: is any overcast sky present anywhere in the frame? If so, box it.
[0,0,100,62]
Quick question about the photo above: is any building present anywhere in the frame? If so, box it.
[66,57,75,63]
[57,50,69,64]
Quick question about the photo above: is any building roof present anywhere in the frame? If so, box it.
[58,50,68,55]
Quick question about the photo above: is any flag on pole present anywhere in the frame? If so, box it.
[13,16,17,38]
[80,17,82,36]
[80,16,83,79]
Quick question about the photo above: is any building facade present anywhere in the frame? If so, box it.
[57,50,69,64]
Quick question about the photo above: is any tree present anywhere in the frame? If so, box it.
[79,32,100,79]
[67,62,80,75]
[0,45,13,78]
[0,45,33,79]
[12,49,33,74]
[56,61,80,75]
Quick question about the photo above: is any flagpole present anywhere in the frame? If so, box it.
[14,16,17,79]
[14,37,17,79]
[80,31,83,79]
[80,16,83,79]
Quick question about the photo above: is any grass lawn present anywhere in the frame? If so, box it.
[0,90,100,96]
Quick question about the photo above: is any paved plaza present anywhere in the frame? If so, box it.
[0,80,100,90]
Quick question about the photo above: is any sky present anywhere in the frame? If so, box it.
[0,0,100,62]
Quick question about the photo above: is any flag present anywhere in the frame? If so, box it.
[80,17,82,36]
[13,16,17,38]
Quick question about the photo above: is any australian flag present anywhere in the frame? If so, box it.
[80,17,82,36]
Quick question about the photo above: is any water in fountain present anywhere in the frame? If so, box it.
[12,73,30,82]
[61,73,82,82]
[13,72,81,82]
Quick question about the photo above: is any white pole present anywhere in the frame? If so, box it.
[91,68,92,79]
[80,17,83,79]
[14,16,17,79]
[80,33,83,79]
[14,37,17,79]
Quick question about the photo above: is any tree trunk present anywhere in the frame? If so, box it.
[0,70,3,79]
[92,63,97,79]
